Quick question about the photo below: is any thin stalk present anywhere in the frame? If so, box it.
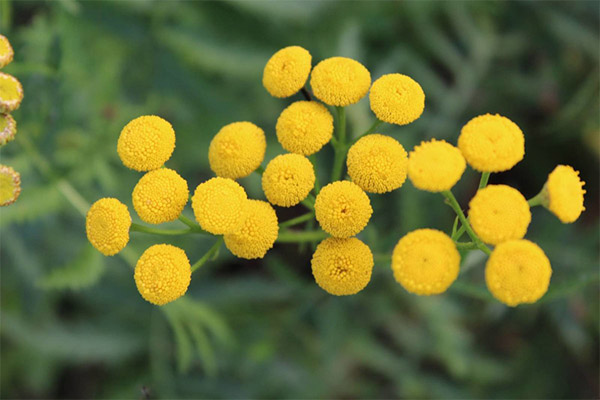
[442,190,491,255]
[478,172,490,189]
[300,87,312,101]
[130,223,193,236]
[330,106,347,182]
[351,119,384,145]
[178,215,203,232]
[455,242,478,250]
[279,212,314,229]
[277,230,328,243]
[191,237,223,273]
[528,191,545,207]
[309,154,321,194]
[255,165,264,175]
[452,224,467,241]
[451,216,459,237]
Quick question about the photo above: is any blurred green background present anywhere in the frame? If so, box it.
[1,1,598,398]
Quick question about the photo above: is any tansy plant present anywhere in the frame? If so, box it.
[86,45,586,308]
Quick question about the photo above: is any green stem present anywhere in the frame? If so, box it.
[277,230,328,243]
[478,172,490,189]
[178,214,203,231]
[451,216,459,237]
[330,106,347,182]
[528,191,545,207]
[279,212,314,229]
[191,237,223,273]
[255,165,264,175]
[455,241,478,250]
[309,154,321,194]
[130,223,194,236]
[441,190,491,255]
[452,224,467,241]
[351,119,384,145]
[301,194,315,210]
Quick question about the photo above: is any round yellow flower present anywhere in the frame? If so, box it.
[132,168,189,224]
[391,229,460,295]
[0,164,20,206]
[545,165,586,223]
[117,115,175,172]
[86,198,131,256]
[458,114,524,172]
[191,177,248,235]
[311,237,374,296]
[310,57,371,106]
[263,46,312,98]
[347,134,408,193]
[0,72,23,113]
[0,35,14,68]
[276,101,333,155]
[408,139,466,192]
[314,181,372,238]
[262,153,315,207]
[0,113,16,146]
[224,200,279,259]
[485,240,552,306]
[369,74,425,125]
[209,121,266,179]
[468,185,531,245]
[134,244,191,306]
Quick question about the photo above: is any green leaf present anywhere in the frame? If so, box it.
[37,244,105,290]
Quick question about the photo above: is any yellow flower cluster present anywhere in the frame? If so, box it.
[0,72,23,113]
[0,113,16,146]
[276,101,333,155]
[0,165,21,207]
[132,168,189,224]
[209,121,266,179]
[369,74,425,125]
[86,198,131,256]
[117,115,175,172]
[310,57,371,106]
[0,35,13,68]
[262,153,315,207]
[408,139,466,192]
[224,200,279,259]
[263,46,312,98]
[315,181,372,238]
[192,177,248,235]
[544,165,586,223]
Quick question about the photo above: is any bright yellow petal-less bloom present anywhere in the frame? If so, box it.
[0,72,23,113]
[132,168,189,224]
[276,101,334,155]
[262,153,315,207]
[224,200,279,259]
[209,121,266,179]
[86,198,131,256]
[314,181,372,238]
[117,115,175,172]
[0,164,20,206]
[0,35,14,69]
[408,139,466,192]
[369,74,425,125]
[263,46,312,98]
[191,177,248,235]
[134,244,191,306]
[545,165,586,223]
[310,57,371,106]
[311,237,374,296]
[485,239,552,306]
[458,114,524,172]
[347,134,408,193]
[468,185,531,245]
[0,113,16,146]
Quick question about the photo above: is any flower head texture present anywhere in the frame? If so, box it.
[485,240,552,306]
[0,164,20,206]
[134,244,191,306]
[263,46,312,98]
[310,57,371,106]
[262,153,315,207]
[311,237,374,296]
[392,229,460,295]
[276,101,333,155]
[0,113,16,146]
[86,198,131,256]
[408,139,466,192]
[209,121,266,179]
[0,73,23,113]
[369,74,425,125]
[315,181,372,238]
[0,35,14,68]
[545,165,586,223]
[458,114,524,172]
[117,115,175,172]
[132,168,189,224]
[347,134,408,193]
[224,200,279,259]
[191,177,248,235]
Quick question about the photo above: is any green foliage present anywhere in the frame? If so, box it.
[36,244,106,290]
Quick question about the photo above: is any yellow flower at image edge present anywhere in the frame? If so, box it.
[117,115,175,172]
[0,35,14,68]
[485,240,552,306]
[0,113,16,146]
[263,46,312,98]
[314,181,372,238]
[262,153,315,207]
[224,200,279,259]
[86,198,131,256]
[311,237,374,296]
[0,72,24,113]
[369,74,425,125]
[134,244,191,306]
[209,121,266,179]
[545,165,586,223]
[276,101,333,156]
[192,177,248,235]
[408,139,466,192]
[392,229,460,295]
[310,57,371,106]
[0,164,21,206]
[132,168,189,224]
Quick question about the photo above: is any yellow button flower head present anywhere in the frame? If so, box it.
[209,121,266,179]
[86,198,131,256]
[311,237,374,296]
[369,74,425,125]
[132,168,189,224]
[310,57,371,106]
[263,46,312,98]
[224,200,279,259]
[392,229,460,295]
[117,115,175,172]
[191,177,248,235]
[262,153,315,207]
[458,114,525,172]
[0,72,23,113]
[469,185,531,245]
[408,139,466,192]
[0,164,21,206]
[276,101,333,155]
[0,113,16,146]
[544,165,586,223]
[134,244,191,306]
[0,35,14,68]
[485,239,552,306]
[314,181,372,238]
[347,134,408,193]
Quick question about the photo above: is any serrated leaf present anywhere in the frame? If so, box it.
[0,183,64,227]
[162,303,194,373]
[37,244,105,290]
